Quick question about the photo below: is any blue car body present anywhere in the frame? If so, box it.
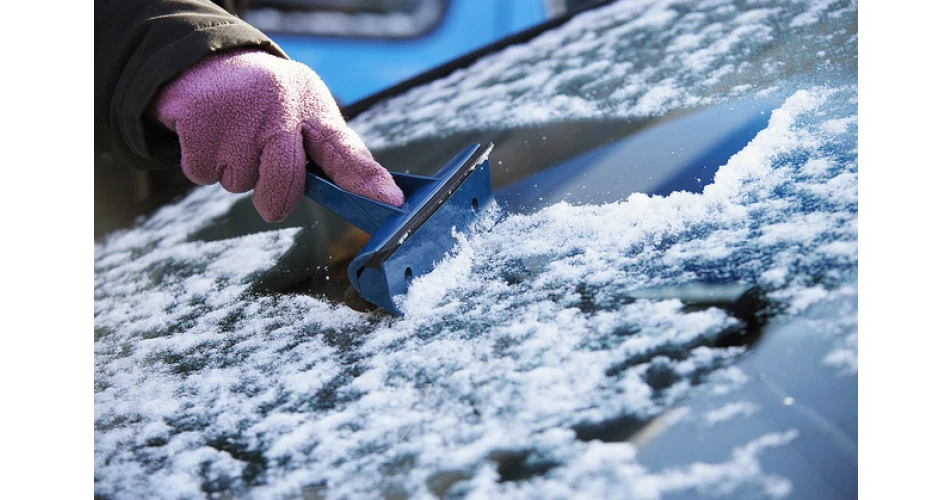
[249,0,555,105]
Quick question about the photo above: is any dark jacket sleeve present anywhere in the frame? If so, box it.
[95,0,287,170]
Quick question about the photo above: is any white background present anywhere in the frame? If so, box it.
[858,2,951,497]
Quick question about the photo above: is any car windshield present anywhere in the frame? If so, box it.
[351,0,855,189]
[95,1,858,498]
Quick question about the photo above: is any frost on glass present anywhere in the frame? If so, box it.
[95,0,857,498]
[351,0,857,149]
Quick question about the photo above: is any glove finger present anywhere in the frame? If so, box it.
[177,129,223,186]
[302,120,405,207]
[218,142,261,194]
[252,130,307,223]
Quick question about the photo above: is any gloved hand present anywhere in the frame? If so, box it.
[152,49,405,222]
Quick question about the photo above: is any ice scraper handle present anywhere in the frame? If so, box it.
[304,162,437,235]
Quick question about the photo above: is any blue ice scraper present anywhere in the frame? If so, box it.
[304,143,495,315]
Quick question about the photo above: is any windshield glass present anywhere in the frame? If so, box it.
[95,1,858,498]
[352,0,855,173]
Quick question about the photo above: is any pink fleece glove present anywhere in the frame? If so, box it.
[152,49,405,222]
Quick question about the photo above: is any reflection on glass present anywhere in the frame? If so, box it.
[244,0,447,37]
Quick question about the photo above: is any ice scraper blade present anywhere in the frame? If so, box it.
[304,143,495,315]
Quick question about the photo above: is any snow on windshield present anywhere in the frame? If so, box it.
[95,0,857,498]
[351,0,856,149]
[95,86,857,498]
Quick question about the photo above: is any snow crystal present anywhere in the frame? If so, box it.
[821,116,858,135]
[635,430,799,499]
[704,401,761,425]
